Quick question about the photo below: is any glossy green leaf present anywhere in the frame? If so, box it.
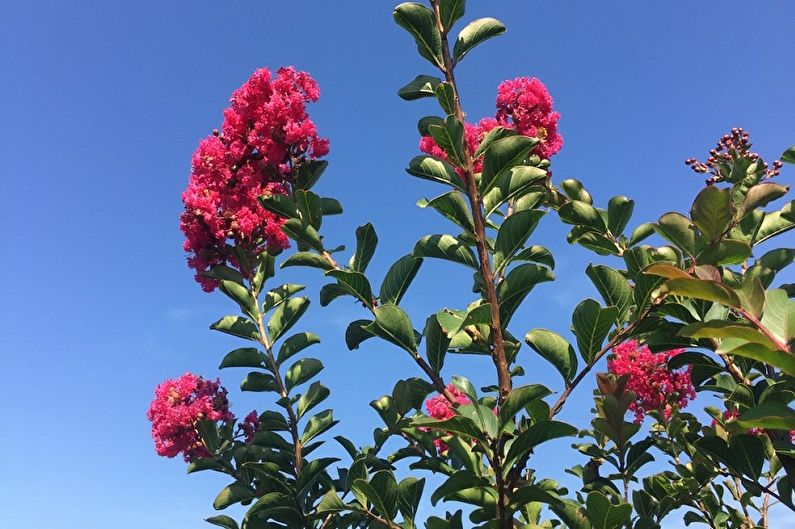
[406,155,464,191]
[345,319,375,350]
[213,482,255,510]
[301,409,337,444]
[281,251,334,271]
[513,245,555,269]
[397,477,425,528]
[482,166,546,217]
[240,372,278,392]
[629,222,655,246]
[474,126,516,159]
[497,263,555,324]
[366,304,417,353]
[281,218,324,252]
[285,358,323,391]
[525,329,578,384]
[316,490,348,514]
[656,212,698,255]
[607,196,634,236]
[743,182,789,212]
[560,179,593,204]
[210,316,259,341]
[691,186,732,242]
[413,233,478,268]
[494,209,546,272]
[262,283,306,313]
[481,136,537,194]
[721,341,795,376]
[205,515,239,529]
[754,201,795,244]
[277,332,320,363]
[425,315,450,374]
[499,384,552,426]
[782,146,795,164]
[438,0,465,31]
[350,223,378,273]
[453,17,506,63]
[326,270,374,307]
[504,421,577,469]
[435,82,456,115]
[761,288,795,344]
[398,74,442,100]
[660,277,741,308]
[428,115,466,166]
[219,348,265,369]
[258,194,299,219]
[737,402,795,431]
[418,191,474,232]
[380,254,423,306]
[558,200,606,232]
[586,492,631,529]
[393,2,444,68]
[586,264,632,320]
[572,299,618,363]
[267,297,310,341]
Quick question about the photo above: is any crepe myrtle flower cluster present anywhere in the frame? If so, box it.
[420,77,562,176]
[685,127,783,182]
[607,340,696,424]
[424,384,471,454]
[180,67,329,291]
[146,373,259,462]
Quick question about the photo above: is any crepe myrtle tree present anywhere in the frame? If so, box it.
[148,1,795,528]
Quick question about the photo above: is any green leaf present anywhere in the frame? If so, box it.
[205,515,239,529]
[494,209,546,272]
[325,270,374,307]
[301,409,337,444]
[262,283,306,313]
[219,348,265,369]
[245,492,296,520]
[281,218,324,252]
[316,490,348,514]
[425,315,450,374]
[267,297,310,341]
[435,82,456,115]
[218,280,258,318]
[366,304,417,353]
[737,402,795,431]
[296,381,330,419]
[607,196,634,236]
[497,263,555,324]
[277,332,320,363]
[482,166,547,217]
[697,239,752,266]
[481,136,538,194]
[295,457,340,499]
[319,197,343,216]
[585,492,631,529]
[629,222,655,246]
[413,233,478,269]
[295,190,322,229]
[204,265,245,285]
[474,126,516,159]
[691,186,733,242]
[345,319,375,350]
[679,321,776,349]
[418,191,474,232]
[782,146,795,164]
[349,223,378,273]
[754,201,795,245]
[429,115,466,166]
[397,477,425,528]
[293,160,327,191]
[281,251,334,271]
[761,288,795,344]
[258,194,299,219]
[240,372,278,392]
[656,212,698,255]
[417,115,444,136]
[453,17,506,63]
[558,200,606,232]
[499,384,553,427]
[560,179,593,204]
[210,316,259,341]
[586,265,633,320]
[393,2,444,68]
[353,471,398,521]
[438,0,465,31]
[406,155,464,191]
[504,421,577,470]
[721,341,795,376]
[641,263,691,279]
[661,277,741,308]
[398,75,442,100]
[525,329,578,385]
[380,254,423,306]
[213,482,255,510]
[572,299,618,363]
[743,182,789,212]
[412,415,481,438]
[505,249,553,277]
[285,358,323,392]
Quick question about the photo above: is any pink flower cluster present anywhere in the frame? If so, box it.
[180,67,329,291]
[239,411,260,444]
[608,340,696,424]
[419,77,562,178]
[147,373,234,462]
[425,384,471,453]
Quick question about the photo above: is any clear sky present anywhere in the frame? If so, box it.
[1,1,793,528]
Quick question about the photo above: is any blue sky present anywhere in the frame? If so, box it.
[1,1,793,528]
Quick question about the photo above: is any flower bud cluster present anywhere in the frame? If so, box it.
[685,127,783,181]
